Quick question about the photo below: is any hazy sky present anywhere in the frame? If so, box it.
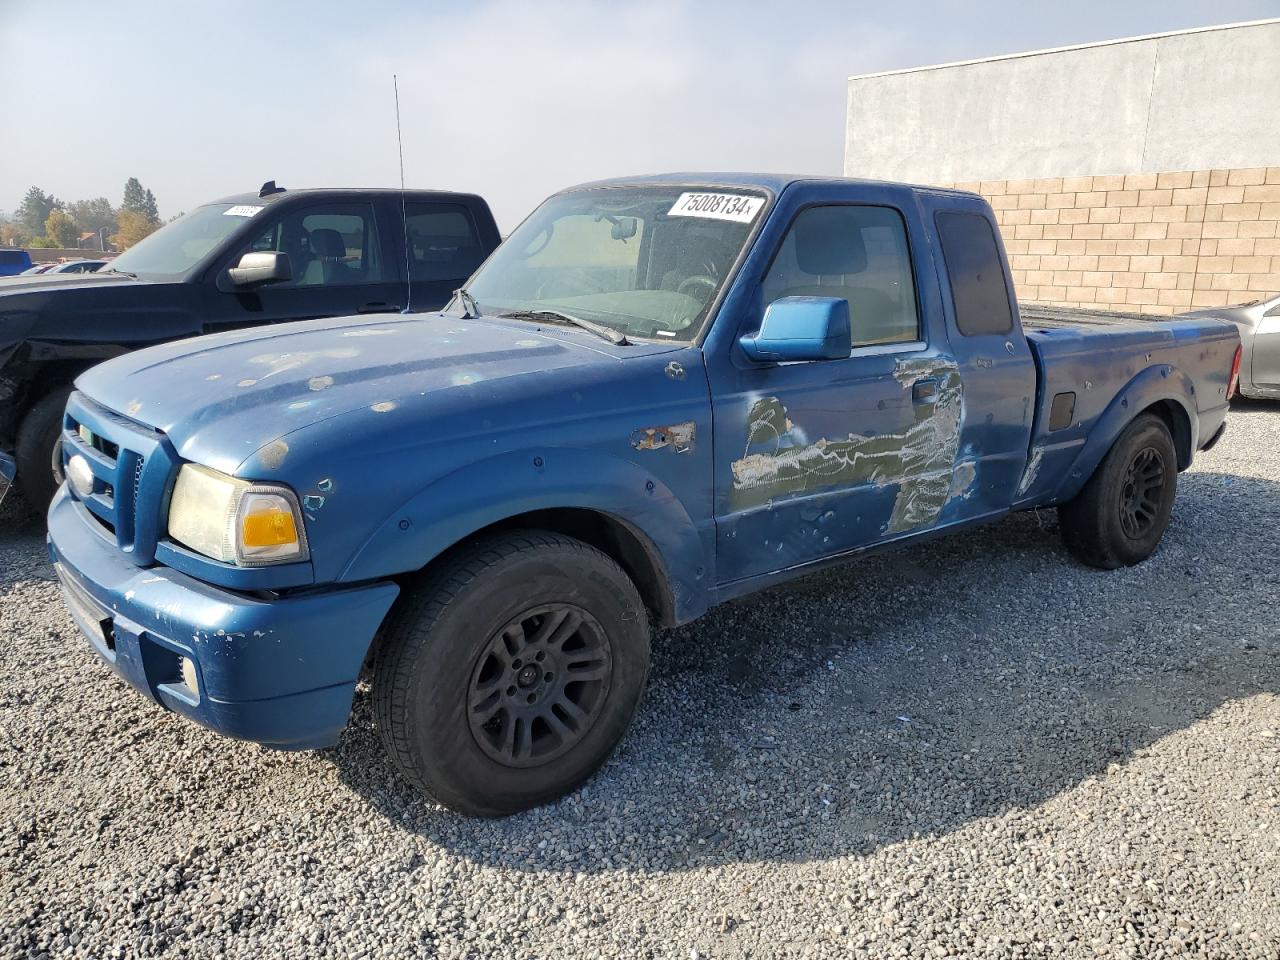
[3,1,1277,230]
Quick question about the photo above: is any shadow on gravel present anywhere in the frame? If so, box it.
[331,470,1280,873]
[0,489,52,585]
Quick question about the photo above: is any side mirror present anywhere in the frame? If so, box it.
[739,296,851,362]
[610,217,638,241]
[227,251,291,288]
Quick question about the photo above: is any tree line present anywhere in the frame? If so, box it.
[0,178,163,252]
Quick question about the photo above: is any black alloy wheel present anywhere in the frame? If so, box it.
[1117,446,1167,540]
[468,605,612,768]
[373,530,651,817]
[1059,412,1178,569]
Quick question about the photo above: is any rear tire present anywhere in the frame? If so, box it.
[1058,413,1177,569]
[15,386,72,512]
[373,530,650,817]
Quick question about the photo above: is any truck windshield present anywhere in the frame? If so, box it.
[106,203,260,279]
[465,185,768,341]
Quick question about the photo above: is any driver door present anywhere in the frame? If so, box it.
[709,187,954,584]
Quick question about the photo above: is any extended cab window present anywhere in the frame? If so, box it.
[406,203,486,283]
[935,211,1013,336]
[762,205,919,348]
[243,203,383,286]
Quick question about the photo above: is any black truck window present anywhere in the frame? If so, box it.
[405,203,486,283]
[935,211,1014,336]
[762,204,920,348]
[243,203,383,286]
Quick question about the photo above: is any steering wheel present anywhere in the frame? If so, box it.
[518,223,554,260]
[676,274,717,300]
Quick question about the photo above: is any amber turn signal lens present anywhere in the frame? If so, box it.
[241,503,298,547]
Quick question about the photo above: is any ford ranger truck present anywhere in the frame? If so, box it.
[0,183,500,508]
[47,174,1240,816]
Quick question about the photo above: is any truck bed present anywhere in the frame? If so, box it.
[1019,303,1168,329]
[1014,303,1237,507]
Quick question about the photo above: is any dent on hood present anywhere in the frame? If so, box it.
[730,357,966,535]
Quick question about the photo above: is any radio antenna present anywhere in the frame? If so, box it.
[394,74,412,314]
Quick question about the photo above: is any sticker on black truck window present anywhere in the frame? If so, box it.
[667,192,764,223]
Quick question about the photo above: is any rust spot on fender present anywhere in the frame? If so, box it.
[631,422,695,453]
[257,438,289,470]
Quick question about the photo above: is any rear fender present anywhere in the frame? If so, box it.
[339,447,711,623]
[1052,364,1197,504]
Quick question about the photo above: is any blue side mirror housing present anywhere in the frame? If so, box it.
[739,296,851,362]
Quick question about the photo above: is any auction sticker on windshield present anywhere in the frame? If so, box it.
[223,205,264,218]
[667,192,764,223]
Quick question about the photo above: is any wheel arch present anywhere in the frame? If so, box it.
[1143,398,1193,470]
[1052,365,1198,504]
[340,447,712,631]
[428,506,678,628]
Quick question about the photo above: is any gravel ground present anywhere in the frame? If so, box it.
[2,401,1278,960]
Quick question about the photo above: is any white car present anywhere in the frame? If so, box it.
[1183,293,1280,400]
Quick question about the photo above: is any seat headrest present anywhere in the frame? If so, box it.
[794,208,867,276]
[309,228,347,259]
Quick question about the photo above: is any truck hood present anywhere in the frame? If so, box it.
[0,271,139,294]
[0,272,190,369]
[76,311,677,474]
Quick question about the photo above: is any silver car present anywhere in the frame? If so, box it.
[1183,293,1280,400]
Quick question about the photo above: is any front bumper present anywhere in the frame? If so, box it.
[47,486,399,749]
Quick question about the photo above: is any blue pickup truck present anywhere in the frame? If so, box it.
[43,173,1240,816]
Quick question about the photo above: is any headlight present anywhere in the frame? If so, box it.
[167,464,308,565]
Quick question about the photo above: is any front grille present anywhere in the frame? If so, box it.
[133,456,145,505]
[62,392,177,565]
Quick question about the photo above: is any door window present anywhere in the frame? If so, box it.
[935,212,1013,335]
[762,205,919,348]
[242,203,383,286]
[405,203,486,283]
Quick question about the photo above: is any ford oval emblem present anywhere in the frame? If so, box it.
[67,454,95,499]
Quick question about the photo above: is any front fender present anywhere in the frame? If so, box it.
[1052,364,1197,504]
[339,447,712,624]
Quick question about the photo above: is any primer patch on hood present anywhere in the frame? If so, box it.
[250,349,358,381]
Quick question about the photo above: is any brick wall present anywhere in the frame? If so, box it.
[949,168,1280,315]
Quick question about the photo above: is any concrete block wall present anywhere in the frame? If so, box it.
[950,167,1280,315]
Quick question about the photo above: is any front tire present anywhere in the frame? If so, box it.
[16,386,72,511]
[1058,413,1177,569]
[373,531,650,817]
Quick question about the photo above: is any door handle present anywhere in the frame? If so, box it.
[912,378,939,403]
[358,302,400,314]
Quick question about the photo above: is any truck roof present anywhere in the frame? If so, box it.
[565,171,981,199]
[208,187,489,207]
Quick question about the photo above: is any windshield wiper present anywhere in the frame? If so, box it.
[102,268,138,279]
[453,287,480,319]
[498,309,629,346]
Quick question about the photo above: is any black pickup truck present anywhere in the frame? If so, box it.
[0,183,501,506]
